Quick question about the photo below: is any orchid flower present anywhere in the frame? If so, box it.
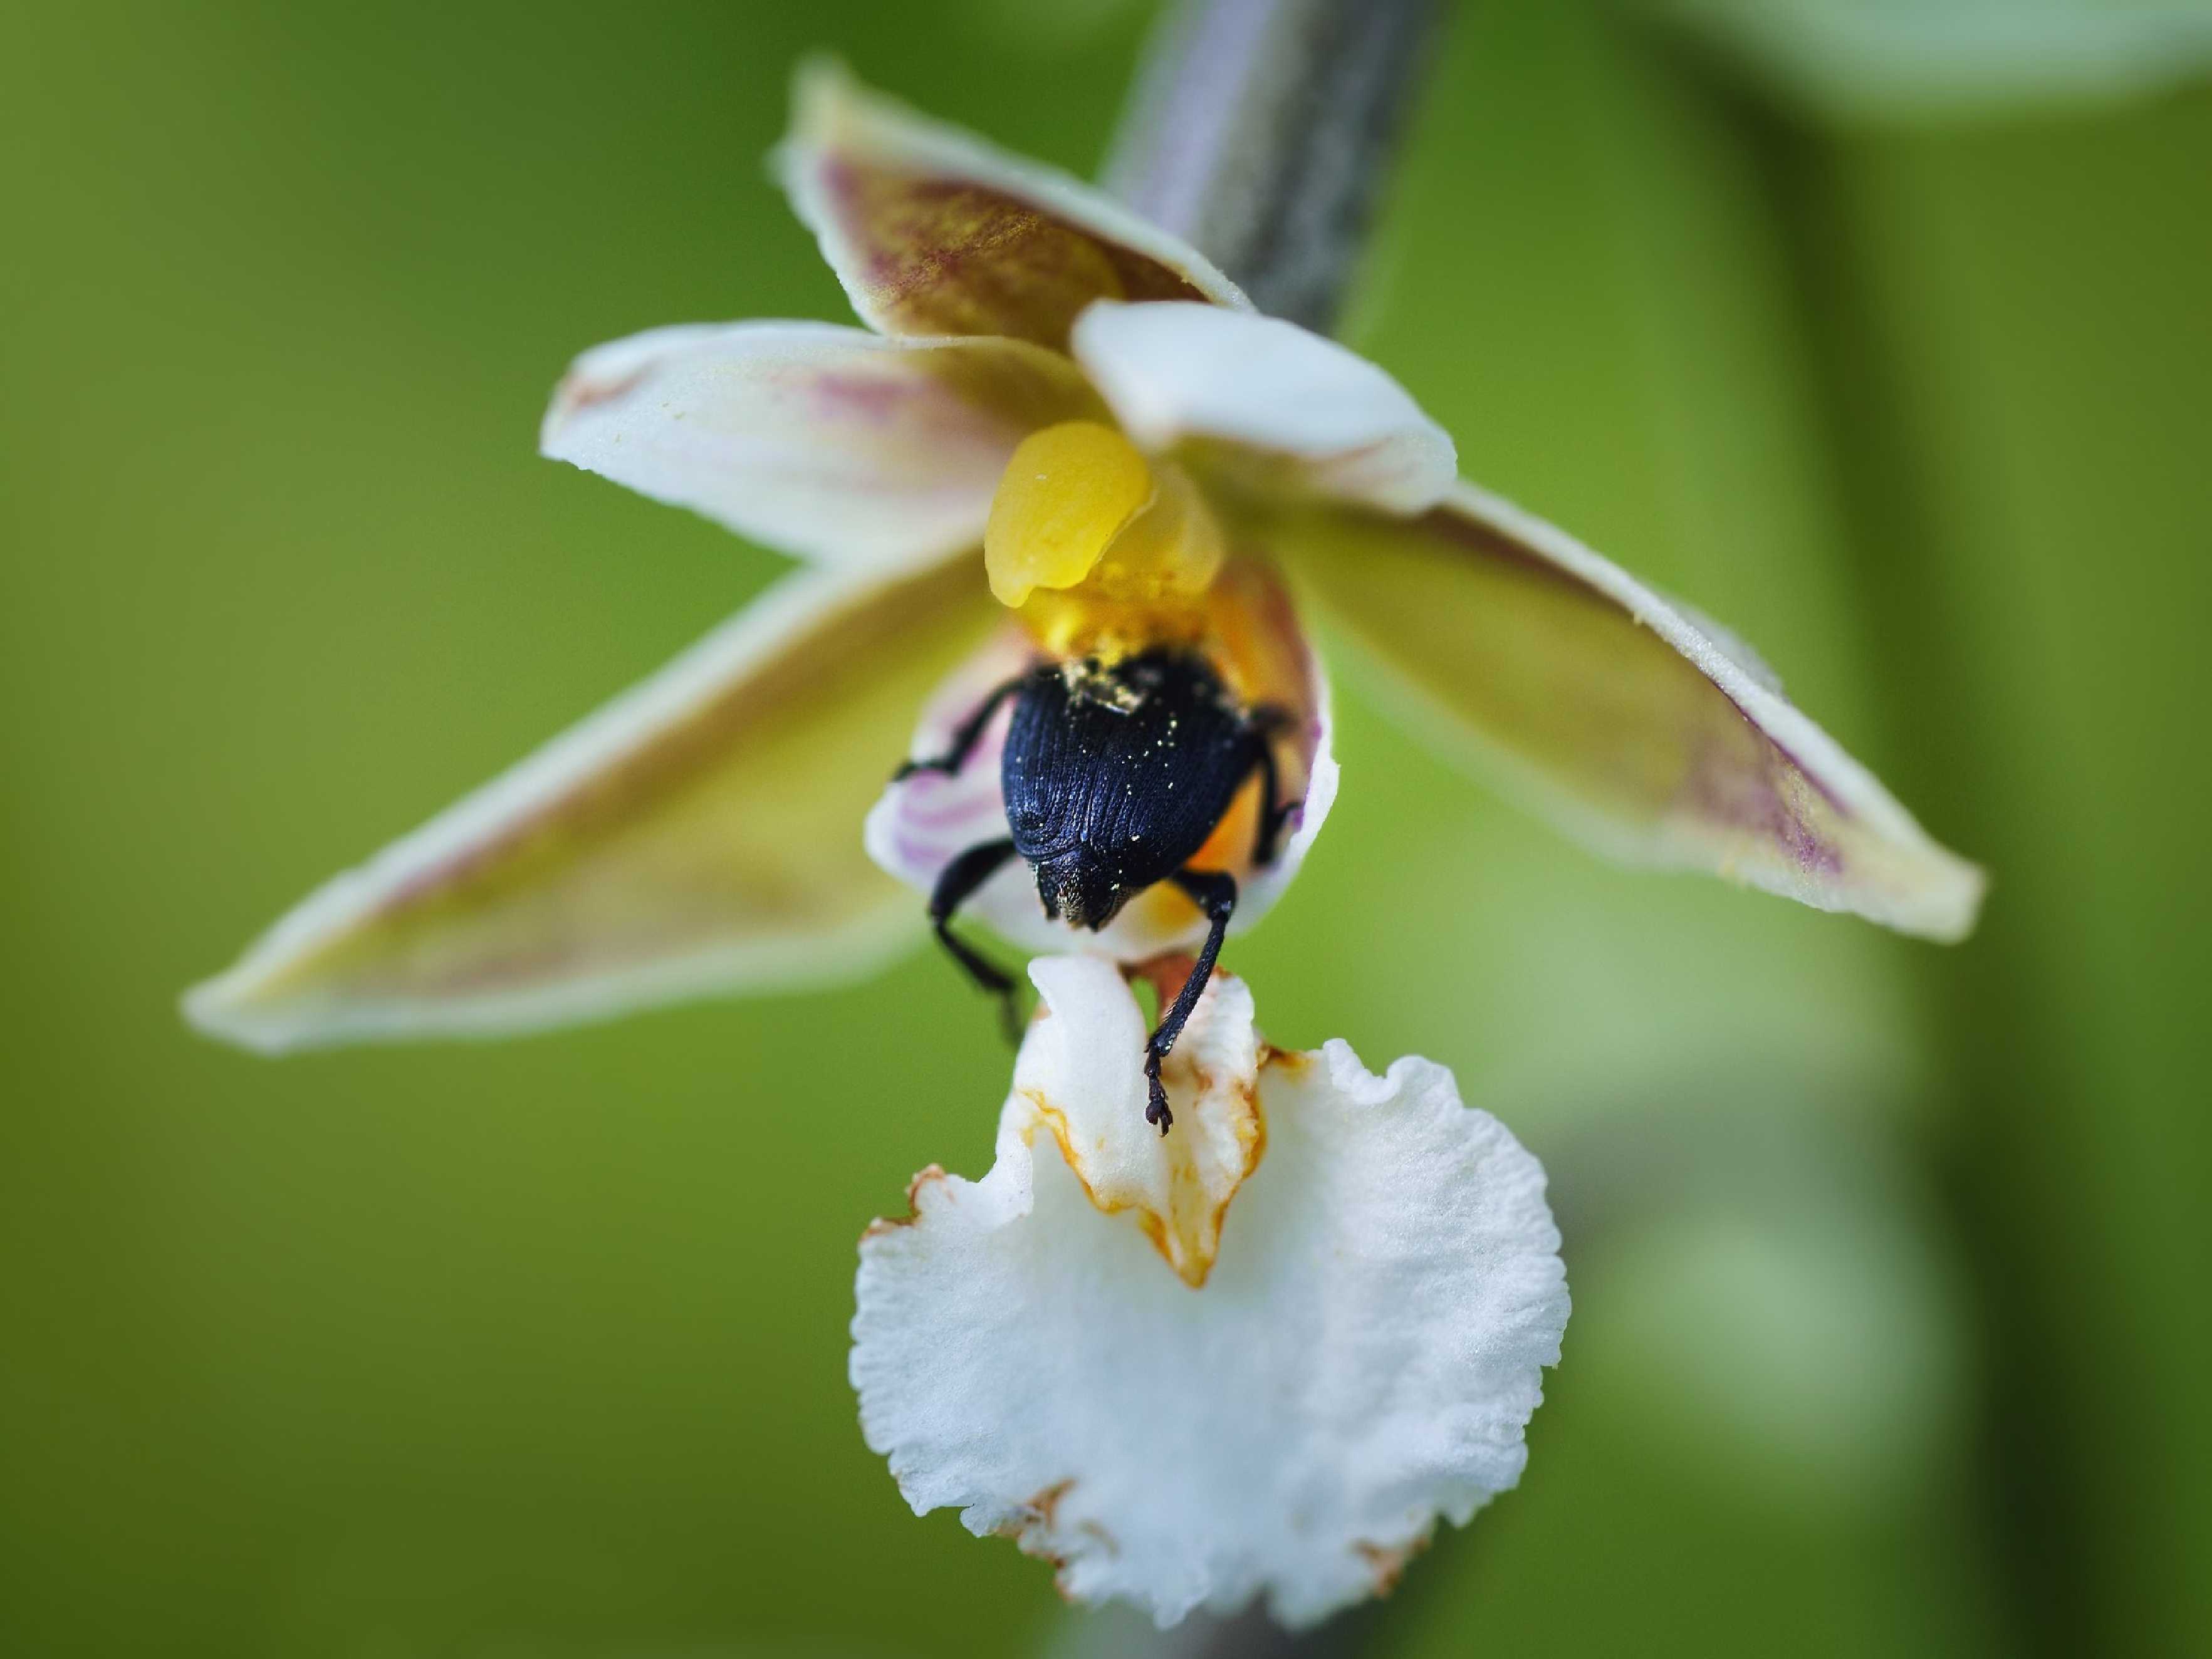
[177,60,1987,1632]
[184,63,1981,1056]
[855,954,1568,1628]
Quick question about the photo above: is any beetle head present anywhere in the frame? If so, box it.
[1034,848,1130,933]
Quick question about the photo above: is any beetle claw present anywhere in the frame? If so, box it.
[1144,1053,1174,1135]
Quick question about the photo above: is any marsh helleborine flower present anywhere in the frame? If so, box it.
[184,65,1981,1629]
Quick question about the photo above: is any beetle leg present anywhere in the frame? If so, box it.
[893,673,1026,782]
[927,837,1025,1045]
[1236,705,1300,867]
[1142,870,1238,1134]
[1246,734,1296,867]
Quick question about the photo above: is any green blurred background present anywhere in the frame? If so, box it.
[5,1,2207,1654]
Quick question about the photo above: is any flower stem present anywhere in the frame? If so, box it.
[1104,0,1441,335]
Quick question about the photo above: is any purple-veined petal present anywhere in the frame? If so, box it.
[852,957,1569,1628]
[185,557,999,1051]
[541,322,1102,569]
[863,557,1337,960]
[776,61,1249,350]
[1071,300,1457,514]
[1286,484,1986,940]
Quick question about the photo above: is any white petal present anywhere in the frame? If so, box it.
[1071,300,1457,514]
[776,61,1249,350]
[541,322,1101,570]
[184,558,999,1051]
[852,960,1568,1628]
[863,559,1337,960]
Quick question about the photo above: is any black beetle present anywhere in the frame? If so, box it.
[895,647,1292,1133]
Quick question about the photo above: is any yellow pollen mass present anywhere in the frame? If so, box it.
[985,421,1228,658]
[984,422,1152,608]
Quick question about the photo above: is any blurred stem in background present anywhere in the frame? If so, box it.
[1105,0,1439,332]
[1709,74,2212,1658]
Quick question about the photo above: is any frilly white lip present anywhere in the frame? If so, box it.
[852,956,1570,1628]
